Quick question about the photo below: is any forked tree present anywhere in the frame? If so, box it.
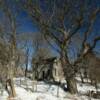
[18,0,100,93]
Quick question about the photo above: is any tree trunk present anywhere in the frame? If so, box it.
[25,47,29,77]
[60,48,77,94]
[79,71,84,83]
[25,66,28,77]
[67,78,78,94]
[6,78,16,97]
[6,54,16,98]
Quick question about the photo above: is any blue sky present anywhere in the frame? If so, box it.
[16,11,38,33]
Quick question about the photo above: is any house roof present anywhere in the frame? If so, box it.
[33,57,57,64]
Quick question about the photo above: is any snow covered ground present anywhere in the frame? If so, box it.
[76,77,100,94]
[0,77,100,100]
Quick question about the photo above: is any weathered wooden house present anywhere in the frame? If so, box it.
[32,57,64,82]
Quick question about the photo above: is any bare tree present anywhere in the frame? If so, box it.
[20,0,100,94]
[0,0,19,97]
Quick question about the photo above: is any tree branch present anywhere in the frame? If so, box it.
[90,36,100,50]
[44,33,61,53]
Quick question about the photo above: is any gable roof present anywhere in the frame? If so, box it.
[33,57,57,64]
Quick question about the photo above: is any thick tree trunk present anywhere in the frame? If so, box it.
[6,55,16,98]
[60,48,77,94]
[67,78,78,94]
[6,78,16,97]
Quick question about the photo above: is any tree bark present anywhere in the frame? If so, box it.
[60,48,77,94]
[79,71,84,83]
[6,78,16,97]
[25,65,28,77]
[67,78,77,94]
[6,49,17,98]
